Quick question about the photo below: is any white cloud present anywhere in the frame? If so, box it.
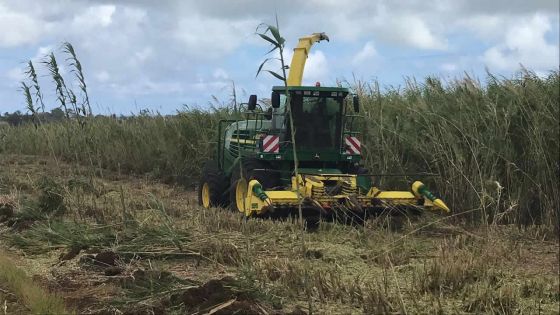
[453,0,559,15]
[457,15,511,42]
[128,46,153,67]
[0,0,558,113]
[482,14,559,71]
[6,67,25,82]
[352,41,377,65]
[33,45,55,62]
[111,77,183,96]
[213,68,229,80]
[0,3,44,47]
[121,6,148,23]
[273,47,329,85]
[398,16,447,50]
[440,63,458,72]
[174,15,258,58]
[302,50,329,85]
[95,70,110,82]
[72,5,116,29]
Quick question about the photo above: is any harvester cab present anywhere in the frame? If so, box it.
[198,32,450,220]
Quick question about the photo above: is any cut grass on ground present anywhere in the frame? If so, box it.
[0,154,558,314]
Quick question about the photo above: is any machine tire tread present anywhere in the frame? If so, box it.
[198,161,229,208]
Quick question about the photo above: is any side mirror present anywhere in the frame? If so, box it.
[248,95,257,111]
[271,91,280,108]
[353,95,360,113]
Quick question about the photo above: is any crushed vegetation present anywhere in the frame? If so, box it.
[0,155,557,314]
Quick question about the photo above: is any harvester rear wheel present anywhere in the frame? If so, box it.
[229,158,280,214]
[198,161,228,208]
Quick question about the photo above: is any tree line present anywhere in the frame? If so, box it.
[0,108,66,126]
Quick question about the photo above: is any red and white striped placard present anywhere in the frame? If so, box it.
[345,136,361,155]
[262,135,279,153]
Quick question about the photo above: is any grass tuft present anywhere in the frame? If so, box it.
[0,254,68,314]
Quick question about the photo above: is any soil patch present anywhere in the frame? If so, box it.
[167,276,263,314]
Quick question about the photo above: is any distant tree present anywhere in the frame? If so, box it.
[5,111,23,126]
[50,108,65,120]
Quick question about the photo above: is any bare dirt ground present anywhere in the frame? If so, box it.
[0,154,558,314]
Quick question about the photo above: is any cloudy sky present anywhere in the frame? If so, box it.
[1,0,558,114]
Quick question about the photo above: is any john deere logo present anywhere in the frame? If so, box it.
[314,153,320,159]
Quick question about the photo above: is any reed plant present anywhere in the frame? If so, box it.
[355,70,559,230]
[1,45,557,232]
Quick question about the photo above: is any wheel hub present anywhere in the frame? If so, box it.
[201,182,210,208]
[235,179,247,213]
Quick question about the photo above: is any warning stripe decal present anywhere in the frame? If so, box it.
[262,135,279,153]
[345,136,361,155]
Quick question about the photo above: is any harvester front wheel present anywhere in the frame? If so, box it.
[229,158,279,214]
[198,161,228,208]
[234,178,248,214]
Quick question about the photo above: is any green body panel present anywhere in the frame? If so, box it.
[216,86,362,187]
[297,168,342,175]
[356,176,372,193]
[256,150,361,163]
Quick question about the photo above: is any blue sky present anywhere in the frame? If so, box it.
[1,0,558,115]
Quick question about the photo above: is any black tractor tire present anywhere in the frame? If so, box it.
[229,158,280,213]
[198,161,229,208]
[349,164,369,175]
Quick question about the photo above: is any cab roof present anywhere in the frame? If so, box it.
[272,86,350,93]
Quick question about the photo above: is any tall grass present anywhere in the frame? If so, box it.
[356,70,559,230]
[0,108,237,185]
[0,70,558,230]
